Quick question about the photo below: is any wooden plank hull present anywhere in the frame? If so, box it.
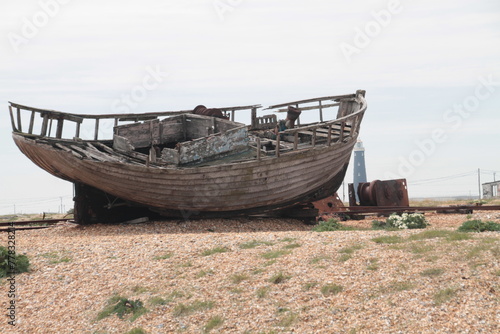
[13,133,356,216]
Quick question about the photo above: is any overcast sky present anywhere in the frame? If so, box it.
[1,0,499,214]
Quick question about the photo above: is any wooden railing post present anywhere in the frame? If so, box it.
[327,124,332,146]
[340,121,345,142]
[28,111,35,134]
[16,108,22,132]
[56,117,64,138]
[8,106,17,131]
[75,122,81,138]
[94,119,100,140]
[276,134,280,157]
[319,100,323,122]
[256,137,261,161]
[41,114,49,136]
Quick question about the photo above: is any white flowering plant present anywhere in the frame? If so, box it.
[385,213,428,229]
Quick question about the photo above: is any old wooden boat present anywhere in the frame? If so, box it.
[8,90,367,223]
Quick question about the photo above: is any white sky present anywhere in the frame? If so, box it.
[0,0,499,214]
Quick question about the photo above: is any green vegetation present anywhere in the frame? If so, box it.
[201,247,229,256]
[312,219,352,232]
[172,300,214,317]
[320,284,343,296]
[239,240,274,249]
[0,246,30,278]
[303,282,318,291]
[420,268,445,277]
[261,250,290,260]
[310,255,331,264]
[256,286,270,298]
[371,236,405,244]
[366,258,379,271]
[277,312,298,328]
[230,273,249,284]
[131,286,148,294]
[41,251,72,264]
[339,244,363,254]
[125,328,148,334]
[269,272,290,284]
[458,219,500,232]
[153,252,173,260]
[338,254,352,262]
[96,295,147,322]
[203,316,224,333]
[282,242,301,249]
[434,287,457,305]
[196,269,214,278]
[374,213,428,230]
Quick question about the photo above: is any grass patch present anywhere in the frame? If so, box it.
[409,230,451,240]
[434,287,457,305]
[269,272,291,284]
[420,268,445,277]
[493,269,500,276]
[256,286,270,298]
[279,237,296,243]
[282,242,301,249]
[203,316,224,333]
[466,245,490,259]
[172,300,214,317]
[366,258,379,271]
[153,252,173,260]
[0,246,30,278]
[201,247,229,256]
[303,282,318,291]
[409,243,434,254]
[261,250,290,260]
[149,296,169,306]
[338,254,352,262]
[313,219,352,232]
[196,269,214,278]
[320,284,343,296]
[239,240,274,249]
[339,244,363,254]
[310,255,332,264]
[371,235,405,244]
[277,312,298,328]
[230,273,249,284]
[41,251,71,264]
[384,281,415,293]
[125,328,148,334]
[458,219,500,232]
[97,295,148,322]
[131,286,148,294]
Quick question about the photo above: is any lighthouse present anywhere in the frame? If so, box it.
[353,139,367,201]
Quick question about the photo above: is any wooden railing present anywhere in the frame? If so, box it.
[8,102,260,141]
[258,90,367,158]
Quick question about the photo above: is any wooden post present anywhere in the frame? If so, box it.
[276,134,280,157]
[114,118,118,127]
[75,122,81,138]
[8,106,17,131]
[294,132,298,150]
[28,111,35,134]
[48,118,53,137]
[94,119,100,140]
[256,137,261,161]
[16,108,22,132]
[312,129,316,147]
[56,118,64,138]
[231,109,235,122]
[251,107,257,129]
[319,100,323,122]
[340,121,345,142]
[327,125,332,146]
[41,114,49,136]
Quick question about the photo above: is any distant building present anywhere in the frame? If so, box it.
[353,140,367,201]
[482,181,500,198]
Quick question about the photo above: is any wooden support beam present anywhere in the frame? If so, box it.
[294,132,298,150]
[41,114,49,136]
[319,100,323,122]
[75,122,81,138]
[8,106,17,131]
[276,135,280,157]
[56,118,64,139]
[48,118,53,136]
[327,125,332,146]
[16,108,22,132]
[94,119,100,140]
[340,121,345,142]
[312,129,316,147]
[28,111,35,134]
[256,137,261,161]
